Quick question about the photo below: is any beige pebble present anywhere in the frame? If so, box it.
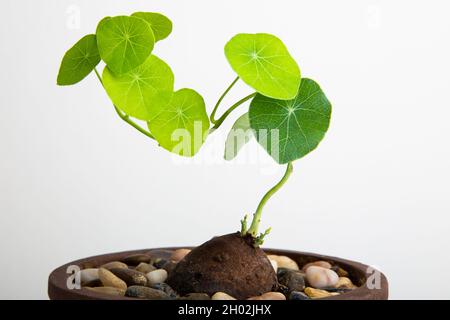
[302,260,332,272]
[267,255,299,270]
[211,292,236,300]
[306,266,339,288]
[269,259,278,272]
[146,269,168,285]
[78,268,99,285]
[100,261,128,270]
[335,277,356,289]
[136,262,156,274]
[304,287,339,299]
[170,249,191,262]
[248,292,286,300]
[98,268,127,290]
[85,286,125,296]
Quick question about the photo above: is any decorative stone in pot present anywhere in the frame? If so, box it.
[48,247,388,300]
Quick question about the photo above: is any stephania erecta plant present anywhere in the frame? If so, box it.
[57,11,331,299]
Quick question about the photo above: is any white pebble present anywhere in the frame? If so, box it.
[302,261,332,272]
[267,255,299,270]
[211,292,236,300]
[146,269,168,285]
[78,268,99,284]
[306,266,339,288]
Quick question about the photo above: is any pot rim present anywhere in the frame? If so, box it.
[48,247,388,300]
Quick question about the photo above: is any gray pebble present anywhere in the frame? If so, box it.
[153,258,168,269]
[277,267,290,278]
[121,254,151,266]
[125,285,170,300]
[151,283,178,299]
[279,270,306,293]
[147,249,174,262]
[289,291,310,300]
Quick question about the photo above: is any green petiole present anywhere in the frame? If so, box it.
[94,68,155,140]
[247,162,294,237]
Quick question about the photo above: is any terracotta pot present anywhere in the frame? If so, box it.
[48,247,388,300]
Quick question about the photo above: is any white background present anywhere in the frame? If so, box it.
[1,0,449,299]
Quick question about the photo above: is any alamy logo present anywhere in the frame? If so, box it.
[366,266,382,290]
[66,5,81,30]
[66,265,81,290]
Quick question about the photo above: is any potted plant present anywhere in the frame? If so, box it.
[49,10,388,300]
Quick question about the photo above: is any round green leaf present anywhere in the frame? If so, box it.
[148,89,210,157]
[132,12,172,42]
[224,112,253,160]
[224,33,301,100]
[102,55,174,120]
[96,16,155,75]
[249,78,331,164]
[57,34,100,85]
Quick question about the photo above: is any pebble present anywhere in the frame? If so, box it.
[179,293,211,300]
[78,268,99,285]
[277,284,290,296]
[336,267,349,277]
[80,262,96,269]
[147,249,174,262]
[121,254,151,266]
[100,261,128,270]
[267,255,299,270]
[321,287,353,293]
[247,292,286,300]
[278,270,306,292]
[153,258,168,269]
[211,292,237,300]
[98,268,127,290]
[109,268,147,286]
[302,260,332,272]
[146,269,168,285]
[289,291,310,300]
[269,259,278,272]
[277,267,290,278]
[151,283,178,299]
[305,266,339,289]
[170,249,191,262]
[135,262,156,274]
[126,285,170,300]
[82,279,102,287]
[85,286,125,296]
[335,277,356,289]
[304,287,339,299]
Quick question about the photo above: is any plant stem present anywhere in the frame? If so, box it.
[247,162,294,237]
[210,92,257,131]
[210,76,239,124]
[240,214,249,235]
[93,68,155,140]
